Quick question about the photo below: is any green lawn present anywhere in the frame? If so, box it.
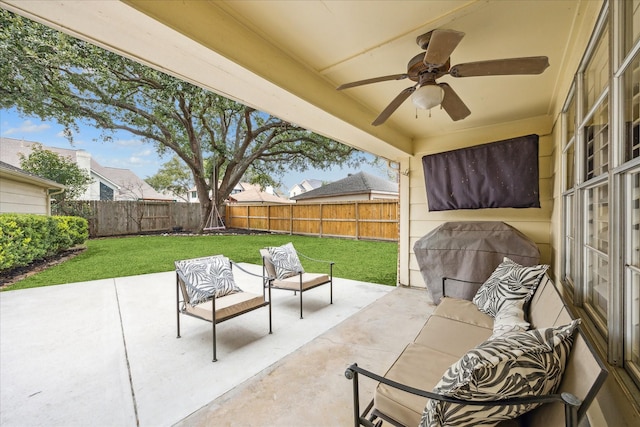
[4,234,398,291]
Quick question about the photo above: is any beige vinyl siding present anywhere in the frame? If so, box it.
[0,178,50,215]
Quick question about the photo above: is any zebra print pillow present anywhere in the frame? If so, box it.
[473,257,549,317]
[420,319,580,427]
[267,243,305,280]
[488,300,530,340]
[175,255,242,306]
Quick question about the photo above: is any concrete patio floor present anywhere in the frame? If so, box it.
[0,264,435,427]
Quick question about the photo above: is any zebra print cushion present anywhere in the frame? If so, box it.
[488,300,530,340]
[175,255,242,306]
[473,257,549,317]
[420,319,580,427]
[267,243,305,280]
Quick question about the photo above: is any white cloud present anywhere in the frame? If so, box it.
[115,138,144,147]
[128,156,152,166]
[133,148,153,157]
[3,120,50,135]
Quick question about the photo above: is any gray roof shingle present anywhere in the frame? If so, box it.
[291,171,397,201]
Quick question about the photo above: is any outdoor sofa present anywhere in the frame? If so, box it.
[346,261,608,427]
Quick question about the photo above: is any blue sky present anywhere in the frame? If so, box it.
[0,107,392,192]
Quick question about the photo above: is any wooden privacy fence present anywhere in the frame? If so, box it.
[55,200,203,237]
[226,200,399,241]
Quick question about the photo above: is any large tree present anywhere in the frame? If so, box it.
[145,156,193,202]
[0,9,367,231]
[19,144,93,206]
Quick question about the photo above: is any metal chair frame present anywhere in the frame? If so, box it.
[176,260,273,362]
[345,275,608,427]
[345,363,582,427]
[262,250,334,319]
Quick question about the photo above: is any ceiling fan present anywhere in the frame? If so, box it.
[336,29,549,126]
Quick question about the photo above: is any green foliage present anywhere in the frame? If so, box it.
[0,214,88,272]
[145,156,192,201]
[18,144,93,201]
[0,9,373,230]
[5,234,397,290]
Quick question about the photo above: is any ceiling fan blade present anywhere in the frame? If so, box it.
[423,29,465,67]
[337,73,408,90]
[449,56,550,77]
[439,83,471,121]
[372,86,416,126]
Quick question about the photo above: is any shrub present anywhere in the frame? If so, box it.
[0,214,88,272]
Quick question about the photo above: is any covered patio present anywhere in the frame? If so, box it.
[1,1,639,425]
[0,265,431,426]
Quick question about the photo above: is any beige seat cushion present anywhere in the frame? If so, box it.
[375,343,459,427]
[186,291,266,322]
[433,297,494,329]
[260,248,278,278]
[413,315,492,357]
[272,272,330,290]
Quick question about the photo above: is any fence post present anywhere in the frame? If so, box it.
[355,201,359,240]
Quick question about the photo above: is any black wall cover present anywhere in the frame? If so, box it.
[422,134,540,211]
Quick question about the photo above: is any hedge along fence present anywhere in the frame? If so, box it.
[0,214,88,272]
[226,200,399,241]
[54,200,204,237]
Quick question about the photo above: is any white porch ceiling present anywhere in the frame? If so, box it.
[0,0,596,161]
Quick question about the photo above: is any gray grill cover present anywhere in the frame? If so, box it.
[414,221,540,304]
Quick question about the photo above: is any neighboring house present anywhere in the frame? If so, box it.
[0,137,173,201]
[227,187,293,204]
[0,161,65,215]
[186,182,245,203]
[289,178,322,199]
[187,182,284,203]
[290,171,398,203]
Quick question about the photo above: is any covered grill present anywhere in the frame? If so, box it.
[413,221,540,304]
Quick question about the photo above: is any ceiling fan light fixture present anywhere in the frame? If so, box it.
[411,84,444,110]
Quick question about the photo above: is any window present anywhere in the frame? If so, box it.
[584,25,609,112]
[584,183,609,331]
[579,20,611,335]
[584,99,610,180]
[625,169,640,387]
[562,1,640,391]
[623,0,640,55]
[100,182,114,201]
[565,95,577,190]
[562,92,577,290]
[563,193,575,289]
[623,51,640,162]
